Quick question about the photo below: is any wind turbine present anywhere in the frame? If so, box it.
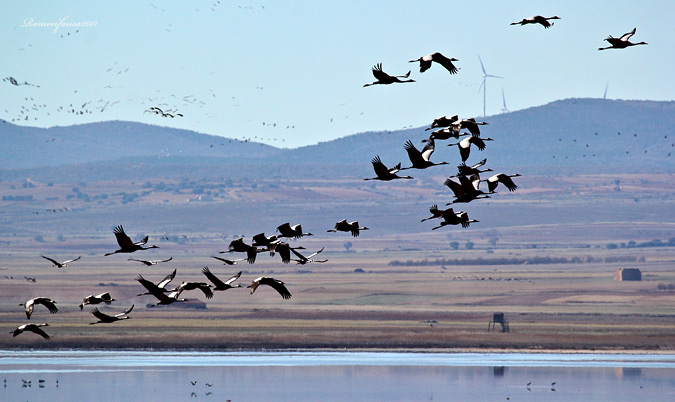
[478,55,503,117]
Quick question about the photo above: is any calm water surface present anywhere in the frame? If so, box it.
[1,350,674,401]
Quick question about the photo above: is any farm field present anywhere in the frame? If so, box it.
[0,173,673,350]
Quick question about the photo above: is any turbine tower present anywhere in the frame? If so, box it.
[478,55,503,117]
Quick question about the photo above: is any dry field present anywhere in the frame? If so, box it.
[0,173,673,351]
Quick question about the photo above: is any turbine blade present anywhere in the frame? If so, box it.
[477,78,485,94]
[478,55,487,75]
[486,74,503,79]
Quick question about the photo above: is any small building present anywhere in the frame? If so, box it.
[614,268,642,281]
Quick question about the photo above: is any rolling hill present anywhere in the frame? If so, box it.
[1,98,673,181]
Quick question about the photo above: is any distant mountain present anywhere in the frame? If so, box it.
[279,98,675,173]
[1,98,673,181]
[0,120,281,169]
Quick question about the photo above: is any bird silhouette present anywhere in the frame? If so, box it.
[364,156,414,181]
[426,115,458,131]
[290,247,327,264]
[79,293,115,310]
[444,174,491,204]
[363,63,415,87]
[328,219,369,237]
[201,267,243,291]
[21,297,58,319]
[223,238,259,264]
[484,173,521,192]
[409,52,459,74]
[127,257,172,266]
[431,209,478,230]
[401,139,448,170]
[136,269,177,296]
[105,225,158,256]
[248,277,292,299]
[10,323,51,340]
[448,136,494,162]
[137,275,187,306]
[89,305,133,324]
[598,28,647,50]
[276,222,313,239]
[41,255,81,268]
[511,15,560,28]
[449,158,492,178]
[211,255,246,265]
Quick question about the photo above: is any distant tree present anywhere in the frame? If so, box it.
[343,241,353,252]
[34,235,44,243]
[488,236,499,248]
[449,242,459,250]
[606,243,618,249]
[56,234,66,242]
[465,241,474,250]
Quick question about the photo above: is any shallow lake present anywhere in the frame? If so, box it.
[1,350,674,401]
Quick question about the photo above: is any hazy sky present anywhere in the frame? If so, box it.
[2,1,673,148]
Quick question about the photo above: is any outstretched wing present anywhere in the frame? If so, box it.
[62,256,81,265]
[619,27,636,41]
[117,304,134,317]
[404,140,425,165]
[34,298,59,314]
[261,277,292,300]
[113,225,135,249]
[431,52,459,74]
[202,266,227,288]
[41,256,60,266]
[371,156,390,177]
[371,63,392,81]
[157,269,178,289]
[28,325,51,340]
[91,308,113,322]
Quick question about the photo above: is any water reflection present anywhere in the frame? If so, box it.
[1,351,674,402]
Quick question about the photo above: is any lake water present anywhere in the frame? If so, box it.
[1,350,674,401]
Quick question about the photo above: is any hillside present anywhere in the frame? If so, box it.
[1,98,673,181]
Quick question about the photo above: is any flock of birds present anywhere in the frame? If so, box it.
[10,219,368,340]
[8,15,651,341]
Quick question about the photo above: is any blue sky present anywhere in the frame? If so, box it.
[2,1,673,148]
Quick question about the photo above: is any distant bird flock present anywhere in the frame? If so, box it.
[6,14,653,341]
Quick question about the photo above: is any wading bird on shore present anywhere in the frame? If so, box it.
[328,219,369,237]
[363,63,415,87]
[248,277,292,299]
[483,173,521,192]
[21,297,59,319]
[104,225,158,256]
[79,293,115,310]
[276,222,313,239]
[41,255,80,268]
[402,139,448,170]
[598,28,647,50]
[89,305,133,324]
[364,156,414,181]
[201,267,243,292]
[127,257,172,266]
[409,52,459,74]
[448,136,494,162]
[432,209,478,230]
[510,15,560,29]
[135,269,177,296]
[10,323,51,340]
